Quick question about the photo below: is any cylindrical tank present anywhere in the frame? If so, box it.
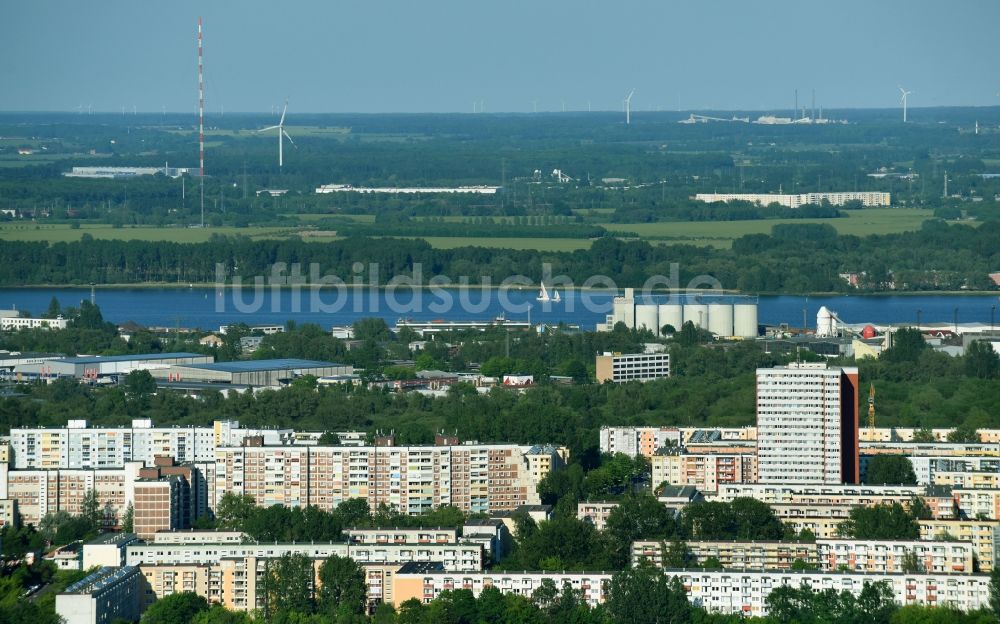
[733,303,759,338]
[658,304,684,334]
[614,299,635,328]
[683,304,709,330]
[816,306,833,337]
[708,303,734,337]
[634,304,659,335]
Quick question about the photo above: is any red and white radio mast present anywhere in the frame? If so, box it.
[198,16,205,227]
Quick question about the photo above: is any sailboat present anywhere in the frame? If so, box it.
[537,282,551,302]
[537,283,561,303]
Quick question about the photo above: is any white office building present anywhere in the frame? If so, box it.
[595,352,670,383]
[0,315,69,331]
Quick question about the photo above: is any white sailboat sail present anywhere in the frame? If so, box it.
[537,282,550,301]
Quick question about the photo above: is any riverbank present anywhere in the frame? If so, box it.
[2,282,998,298]
[4,288,1000,332]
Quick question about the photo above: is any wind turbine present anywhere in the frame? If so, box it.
[259,99,295,168]
[898,86,912,123]
[625,89,635,125]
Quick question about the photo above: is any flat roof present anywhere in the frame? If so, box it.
[158,380,255,390]
[346,526,457,532]
[177,359,343,373]
[63,566,137,595]
[86,532,138,546]
[397,561,445,574]
[59,352,204,365]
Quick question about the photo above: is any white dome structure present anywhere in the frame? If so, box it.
[816,306,838,337]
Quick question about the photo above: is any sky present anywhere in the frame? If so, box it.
[2,0,999,114]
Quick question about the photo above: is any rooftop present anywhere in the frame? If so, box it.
[177,358,343,373]
[58,352,203,365]
[86,532,138,546]
[658,485,701,499]
[346,526,457,532]
[397,561,446,574]
[62,566,137,595]
[463,519,504,527]
[526,444,562,455]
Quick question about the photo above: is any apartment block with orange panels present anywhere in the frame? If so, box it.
[213,443,564,516]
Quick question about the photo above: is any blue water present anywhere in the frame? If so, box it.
[1,288,998,331]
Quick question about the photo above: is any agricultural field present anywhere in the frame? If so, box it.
[288,213,375,223]
[387,236,593,251]
[0,223,296,243]
[166,125,353,139]
[0,153,77,168]
[600,208,938,247]
[0,208,940,250]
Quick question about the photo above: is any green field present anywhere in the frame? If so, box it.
[0,223,296,243]
[600,208,937,247]
[0,208,939,250]
[167,125,352,138]
[386,236,593,251]
[0,153,77,168]
[289,213,376,223]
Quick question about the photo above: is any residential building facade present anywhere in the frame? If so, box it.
[756,363,859,484]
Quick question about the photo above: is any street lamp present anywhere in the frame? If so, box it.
[916,309,922,329]
[992,305,996,334]
[954,307,959,333]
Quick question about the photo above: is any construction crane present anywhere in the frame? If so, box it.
[867,383,876,429]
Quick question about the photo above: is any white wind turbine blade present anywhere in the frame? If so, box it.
[259,125,280,132]
[282,129,295,146]
[279,100,288,127]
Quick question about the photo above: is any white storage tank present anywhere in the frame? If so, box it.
[658,304,684,334]
[816,306,833,337]
[683,303,709,330]
[708,303,734,337]
[634,304,660,335]
[733,303,759,338]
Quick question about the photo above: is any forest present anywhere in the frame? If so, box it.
[0,218,998,292]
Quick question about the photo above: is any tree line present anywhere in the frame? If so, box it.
[1,219,999,291]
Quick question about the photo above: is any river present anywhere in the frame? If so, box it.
[2,288,998,332]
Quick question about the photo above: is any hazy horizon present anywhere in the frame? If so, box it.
[3,0,999,114]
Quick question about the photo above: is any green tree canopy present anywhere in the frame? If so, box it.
[605,565,692,624]
[882,327,927,363]
[864,455,917,485]
[317,555,367,617]
[838,502,920,540]
[140,592,209,624]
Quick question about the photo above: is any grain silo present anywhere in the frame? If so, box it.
[658,303,684,334]
[683,302,709,330]
[733,301,759,338]
[707,302,734,337]
[634,304,660,335]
